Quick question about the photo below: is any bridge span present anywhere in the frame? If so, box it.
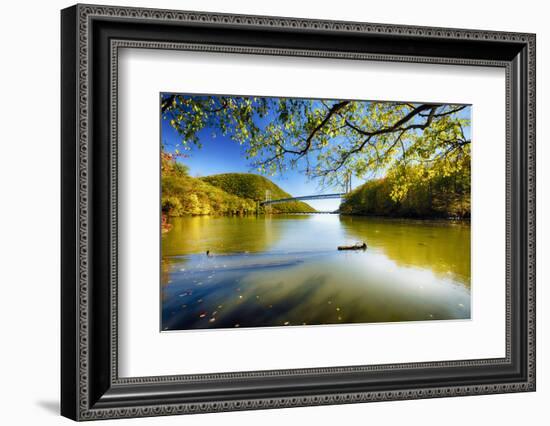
[260,192,347,206]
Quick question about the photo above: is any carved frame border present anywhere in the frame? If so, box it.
[61,3,536,421]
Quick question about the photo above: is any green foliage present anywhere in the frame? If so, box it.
[162,94,470,191]
[161,195,184,216]
[162,165,257,217]
[340,161,470,219]
[171,161,189,177]
[201,173,316,213]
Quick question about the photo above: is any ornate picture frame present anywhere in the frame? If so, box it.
[61,4,535,421]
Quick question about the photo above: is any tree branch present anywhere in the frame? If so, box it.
[270,100,350,157]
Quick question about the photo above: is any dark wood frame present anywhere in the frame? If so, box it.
[61,4,536,421]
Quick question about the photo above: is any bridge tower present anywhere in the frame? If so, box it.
[344,172,352,193]
[265,190,272,214]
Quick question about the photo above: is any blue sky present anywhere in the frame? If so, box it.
[161,99,471,211]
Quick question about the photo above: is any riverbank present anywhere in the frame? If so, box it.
[163,211,470,222]
[339,212,471,222]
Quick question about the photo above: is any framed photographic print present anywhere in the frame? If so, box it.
[61,4,536,421]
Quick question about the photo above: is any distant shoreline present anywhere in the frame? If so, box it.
[338,213,470,222]
[164,212,470,222]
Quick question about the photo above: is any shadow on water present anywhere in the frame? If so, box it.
[161,215,471,330]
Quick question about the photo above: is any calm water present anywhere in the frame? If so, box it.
[161,215,470,330]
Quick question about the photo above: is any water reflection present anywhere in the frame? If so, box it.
[161,215,470,330]
[339,216,471,284]
[163,215,289,256]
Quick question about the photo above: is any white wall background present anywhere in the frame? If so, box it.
[0,0,546,424]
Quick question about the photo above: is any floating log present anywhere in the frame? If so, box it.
[337,242,367,251]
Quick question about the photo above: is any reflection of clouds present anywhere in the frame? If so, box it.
[343,251,471,319]
[339,216,471,286]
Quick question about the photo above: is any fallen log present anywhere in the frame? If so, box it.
[338,242,367,251]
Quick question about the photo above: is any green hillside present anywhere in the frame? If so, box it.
[201,173,316,213]
[340,166,470,219]
[161,162,316,216]
[162,173,257,216]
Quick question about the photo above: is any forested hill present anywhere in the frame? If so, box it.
[201,173,316,213]
[161,162,315,216]
[340,165,470,219]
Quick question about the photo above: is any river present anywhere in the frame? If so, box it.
[161,214,470,331]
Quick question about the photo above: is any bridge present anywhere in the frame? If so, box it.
[260,192,347,206]
[259,173,352,210]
